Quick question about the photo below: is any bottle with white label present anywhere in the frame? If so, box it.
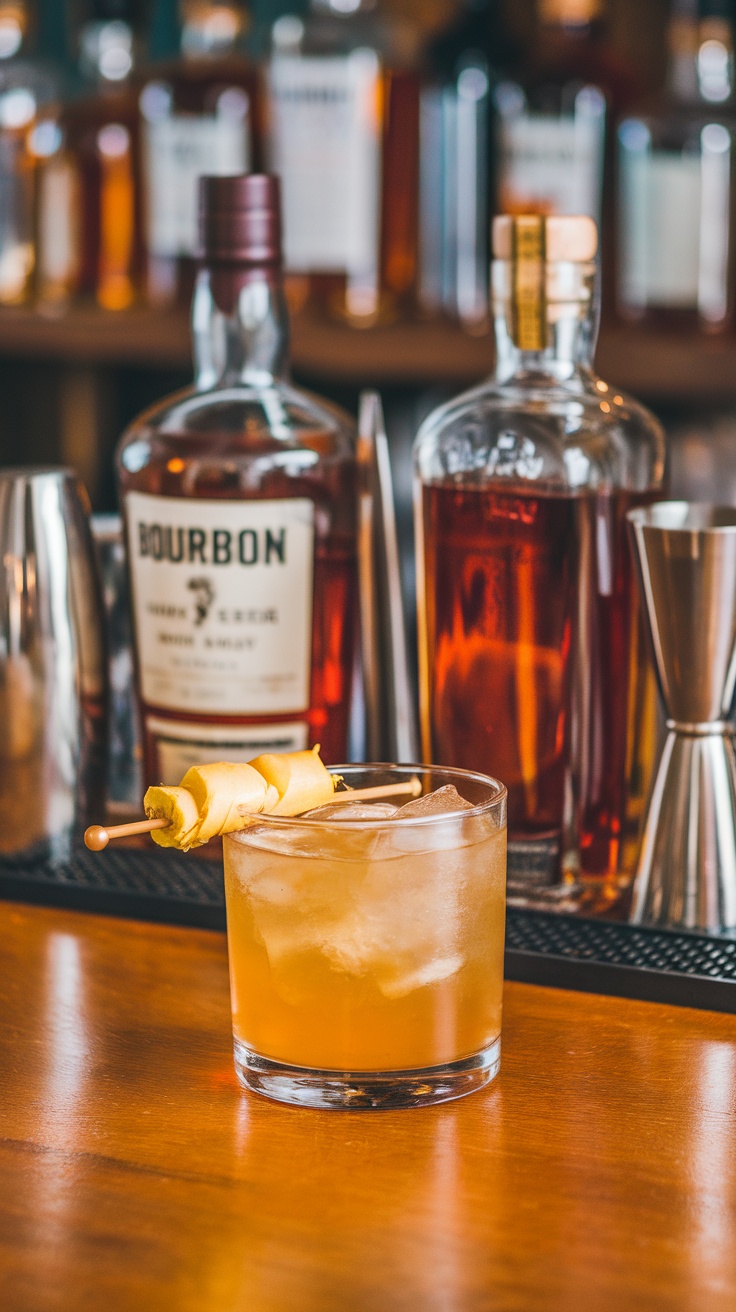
[29,0,76,306]
[117,174,359,787]
[494,0,638,228]
[267,0,421,325]
[139,0,263,306]
[617,0,736,331]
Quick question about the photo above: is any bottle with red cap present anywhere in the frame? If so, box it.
[414,213,664,902]
[117,173,359,792]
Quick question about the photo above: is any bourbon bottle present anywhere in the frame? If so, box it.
[414,214,665,892]
[117,174,359,785]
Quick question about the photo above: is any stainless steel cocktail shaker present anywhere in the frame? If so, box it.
[0,468,107,858]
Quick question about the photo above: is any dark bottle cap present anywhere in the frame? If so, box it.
[198,174,282,265]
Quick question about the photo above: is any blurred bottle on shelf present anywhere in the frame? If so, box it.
[267,0,421,326]
[414,215,664,896]
[617,0,736,332]
[29,0,74,304]
[0,0,60,304]
[494,0,637,227]
[139,0,262,306]
[418,56,491,330]
[418,1,500,330]
[35,0,143,310]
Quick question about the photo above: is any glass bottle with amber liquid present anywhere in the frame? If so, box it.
[117,174,359,786]
[267,0,421,324]
[0,0,60,304]
[139,0,263,306]
[35,0,143,308]
[414,215,665,895]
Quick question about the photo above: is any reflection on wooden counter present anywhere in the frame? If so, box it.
[2,901,736,1309]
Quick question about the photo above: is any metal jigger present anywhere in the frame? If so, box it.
[627,503,736,932]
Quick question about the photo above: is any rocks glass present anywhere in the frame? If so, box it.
[223,764,507,1109]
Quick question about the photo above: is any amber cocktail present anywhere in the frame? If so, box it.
[223,765,507,1109]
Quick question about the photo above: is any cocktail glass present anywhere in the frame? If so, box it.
[223,764,507,1109]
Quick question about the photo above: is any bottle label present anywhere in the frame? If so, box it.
[38,157,79,288]
[125,492,314,716]
[143,114,250,257]
[0,137,33,299]
[499,111,605,222]
[618,133,731,319]
[145,716,309,785]
[268,52,381,276]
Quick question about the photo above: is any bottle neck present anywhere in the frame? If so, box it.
[0,3,26,59]
[36,0,70,65]
[537,0,603,32]
[492,257,599,384]
[668,10,699,100]
[669,15,734,103]
[149,0,181,60]
[181,2,244,56]
[311,0,377,15]
[192,265,290,390]
[80,21,135,85]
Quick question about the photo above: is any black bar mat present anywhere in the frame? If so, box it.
[504,910,736,1014]
[2,843,736,1014]
[0,842,226,930]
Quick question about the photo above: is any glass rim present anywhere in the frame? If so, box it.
[225,762,507,835]
[627,501,736,534]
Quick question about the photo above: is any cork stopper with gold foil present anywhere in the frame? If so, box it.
[492,215,598,353]
[507,216,546,352]
[492,215,599,264]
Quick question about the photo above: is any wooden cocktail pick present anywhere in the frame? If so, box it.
[84,778,422,852]
[85,818,171,851]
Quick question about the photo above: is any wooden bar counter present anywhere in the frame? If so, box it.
[1,902,736,1310]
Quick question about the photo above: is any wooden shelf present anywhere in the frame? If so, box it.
[0,303,191,369]
[0,302,734,400]
[596,327,736,406]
